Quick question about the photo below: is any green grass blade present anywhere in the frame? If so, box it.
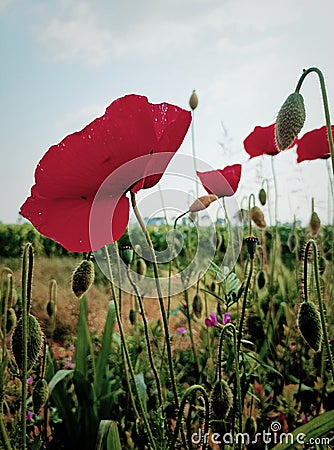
[96,420,122,450]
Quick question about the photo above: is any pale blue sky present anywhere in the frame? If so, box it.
[1,0,334,226]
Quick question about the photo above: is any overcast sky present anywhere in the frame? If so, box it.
[1,0,334,228]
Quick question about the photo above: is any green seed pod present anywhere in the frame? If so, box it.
[12,314,43,372]
[210,379,233,420]
[257,270,266,290]
[309,211,321,236]
[189,90,198,110]
[119,246,134,266]
[287,232,298,253]
[275,92,306,150]
[297,301,323,352]
[258,188,267,206]
[33,378,48,413]
[6,307,17,334]
[192,294,203,319]
[245,236,259,260]
[129,309,136,326]
[250,206,266,228]
[46,300,56,318]
[136,258,147,276]
[71,260,95,298]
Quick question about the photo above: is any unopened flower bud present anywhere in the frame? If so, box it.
[309,211,321,236]
[189,90,198,110]
[189,194,218,213]
[297,301,323,352]
[275,92,306,150]
[12,314,43,372]
[258,188,267,206]
[192,294,203,319]
[287,232,298,253]
[136,258,147,276]
[33,378,48,413]
[71,260,95,298]
[6,307,17,334]
[210,380,233,420]
[257,270,266,289]
[250,206,266,228]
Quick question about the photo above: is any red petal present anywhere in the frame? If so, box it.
[296,125,332,163]
[243,124,280,158]
[197,164,242,197]
[20,194,129,252]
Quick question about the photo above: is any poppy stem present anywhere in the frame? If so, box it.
[295,67,334,176]
[191,109,199,198]
[131,192,179,409]
[248,193,256,235]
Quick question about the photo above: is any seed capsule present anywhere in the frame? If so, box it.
[245,236,259,260]
[275,92,306,150]
[189,90,198,110]
[192,294,203,319]
[297,301,323,352]
[210,379,233,420]
[12,314,43,372]
[119,246,134,266]
[71,260,95,298]
[33,378,48,413]
[258,188,267,206]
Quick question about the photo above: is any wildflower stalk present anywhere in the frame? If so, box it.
[20,243,34,450]
[0,417,12,450]
[237,257,254,353]
[261,178,272,226]
[131,192,179,409]
[295,67,334,176]
[191,108,199,198]
[126,266,164,409]
[303,239,334,380]
[248,193,255,235]
[222,196,235,269]
[103,246,155,449]
[218,324,243,437]
[170,385,210,450]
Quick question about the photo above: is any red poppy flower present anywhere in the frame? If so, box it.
[20,94,191,252]
[196,164,242,197]
[243,124,279,158]
[296,125,332,163]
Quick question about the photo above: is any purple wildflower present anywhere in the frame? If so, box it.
[223,313,231,325]
[205,312,218,327]
[177,327,187,334]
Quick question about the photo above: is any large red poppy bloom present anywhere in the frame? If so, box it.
[296,125,332,163]
[196,164,242,197]
[20,94,191,252]
[243,124,279,158]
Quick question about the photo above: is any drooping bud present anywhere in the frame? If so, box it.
[12,314,43,372]
[256,270,266,290]
[136,258,147,276]
[192,294,203,319]
[189,194,218,213]
[258,188,267,206]
[189,90,198,110]
[309,211,321,236]
[46,301,56,318]
[33,378,48,413]
[297,301,323,352]
[6,307,17,334]
[245,236,259,260]
[71,260,95,298]
[129,309,136,326]
[210,379,233,420]
[287,232,298,253]
[119,246,134,266]
[250,206,266,228]
[275,92,306,150]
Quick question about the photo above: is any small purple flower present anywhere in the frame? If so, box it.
[301,414,308,424]
[69,344,76,352]
[177,327,187,334]
[26,376,33,385]
[64,361,75,369]
[205,312,218,327]
[26,411,34,421]
[223,313,231,325]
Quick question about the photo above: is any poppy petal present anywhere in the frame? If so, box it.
[197,164,242,197]
[296,125,332,163]
[243,124,279,158]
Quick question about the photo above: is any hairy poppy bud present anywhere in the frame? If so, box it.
[192,294,203,319]
[257,270,266,289]
[297,301,323,352]
[46,300,56,318]
[189,194,218,213]
[275,92,306,150]
[33,378,48,413]
[189,90,198,110]
[6,307,17,334]
[258,188,267,206]
[245,236,259,260]
[136,258,147,276]
[129,309,136,326]
[210,380,233,420]
[250,206,266,228]
[12,314,43,372]
[71,260,95,298]
[119,246,134,266]
[309,211,321,236]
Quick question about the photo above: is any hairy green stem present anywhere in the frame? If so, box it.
[248,193,256,236]
[0,416,12,450]
[237,258,254,353]
[303,239,334,380]
[295,67,334,176]
[131,192,179,409]
[191,109,199,198]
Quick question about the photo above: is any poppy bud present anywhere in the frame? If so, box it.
[71,260,95,298]
[119,246,134,266]
[210,281,216,293]
[192,294,203,319]
[12,314,43,372]
[33,378,48,413]
[189,90,198,110]
[136,258,147,276]
[46,300,56,318]
[319,256,326,276]
[297,301,323,352]
[257,270,266,289]
[6,308,17,334]
[244,416,257,437]
[189,194,218,213]
[129,309,136,326]
[309,211,321,236]
[210,380,233,420]
[250,206,266,228]
[258,188,267,206]
[275,92,306,150]
[245,236,259,260]
[287,232,298,253]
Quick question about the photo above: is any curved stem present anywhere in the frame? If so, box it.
[303,239,334,380]
[131,192,179,409]
[295,67,334,176]
[170,385,210,450]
